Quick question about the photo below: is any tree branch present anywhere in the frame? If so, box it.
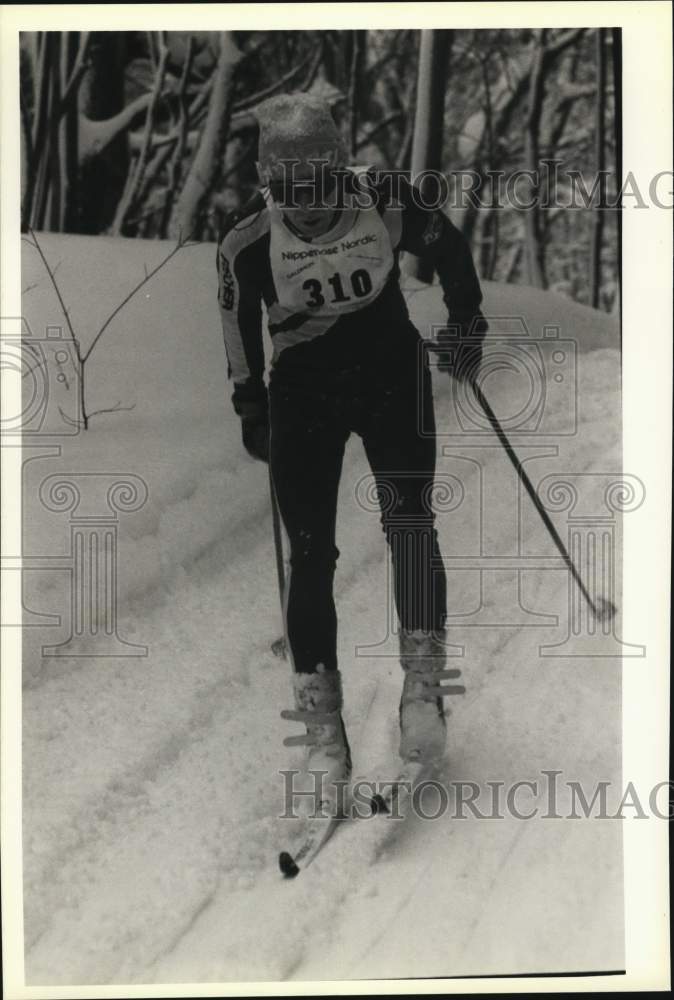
[79,91,159,162]
[159,35,195,236]
[24,227,82,362]
[546,27,587,55]
[111,34,170,234]
[557,82,596,101]
[356,110,404,150]
[82,233,194,363]
[232,45,321,112]
[169,32,244,237]
[126,78,213,153]
[87,400,136,419]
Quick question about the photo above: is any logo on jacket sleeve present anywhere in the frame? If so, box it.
[218,250,235,310]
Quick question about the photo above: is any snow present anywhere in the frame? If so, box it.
[19,233,623,985]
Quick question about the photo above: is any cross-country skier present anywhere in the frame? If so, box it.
[217,93,487,808]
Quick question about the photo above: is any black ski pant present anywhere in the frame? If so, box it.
[269,332,447,674]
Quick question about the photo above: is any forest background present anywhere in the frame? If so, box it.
[19,28,620,311]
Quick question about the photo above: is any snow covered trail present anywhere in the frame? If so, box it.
[20,235,624,984]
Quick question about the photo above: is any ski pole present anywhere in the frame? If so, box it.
[268,462,289,658]
[468,378,617,623]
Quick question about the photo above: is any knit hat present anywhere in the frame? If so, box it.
[255,93,346,182]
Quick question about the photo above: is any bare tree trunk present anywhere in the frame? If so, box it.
[110,34,170,235]
[505,242,523,283]
[21,31,125,234]
[395,91,415,170]
[347,31,366,158]
[480,207,501,281]
[481,56,500,280]
[407,29,453,282]
[590,29,607,308]
[77,32,128,233]
[611,28,622,323]
[454,30,586,283]
[169,32,243,240]
[322,30,349,91]
[159,36,194,238]
[29,34,56,230]
[46,36,63,231]
[58,33,80,232]
[523,30,548,288]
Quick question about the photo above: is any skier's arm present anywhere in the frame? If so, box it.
[216,234,266,417]
[216,232,269,462]
[397,176,487,380]
[397,177,485,324]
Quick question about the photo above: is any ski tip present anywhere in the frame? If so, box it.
[279,851,300,878]
[370,793,390,816]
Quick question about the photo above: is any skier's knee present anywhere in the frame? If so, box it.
[289,536,340,573]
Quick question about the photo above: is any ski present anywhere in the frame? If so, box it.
[278,766,391,877]
[279,813,345,877]
[279,674,389,877]
[278,780,355,877]
[278,761,433,876]
[369,760,428,816]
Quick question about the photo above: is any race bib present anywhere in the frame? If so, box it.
[268,200,394,320]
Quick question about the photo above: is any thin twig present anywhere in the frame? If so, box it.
[547,27,586,55]
[127,78,213,153]
[123,198,172,232]
[356,111,404,151]
[232,46,320,113]
[82,234,193,363]
[87,401,136,419]
[58,406,83,429]
[25,227,82,361]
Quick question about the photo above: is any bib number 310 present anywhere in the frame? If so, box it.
[303,269,373,308]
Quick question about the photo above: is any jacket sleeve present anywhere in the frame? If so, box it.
[216,227,267,416]
[398,177,484,323]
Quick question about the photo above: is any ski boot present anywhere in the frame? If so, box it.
[281,665,352,818]
[398,629,465,764]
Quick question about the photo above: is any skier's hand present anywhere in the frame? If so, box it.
[241,413,270,463]
[236,398,270,463]
[430,312,488,383]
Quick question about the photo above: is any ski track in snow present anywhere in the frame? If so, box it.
[20,234,625,984]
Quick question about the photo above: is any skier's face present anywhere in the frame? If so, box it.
[283,197,335,236]
[269,166,340,237]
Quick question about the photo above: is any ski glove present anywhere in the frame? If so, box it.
[237,399,270,464]
[430,312,489,383]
